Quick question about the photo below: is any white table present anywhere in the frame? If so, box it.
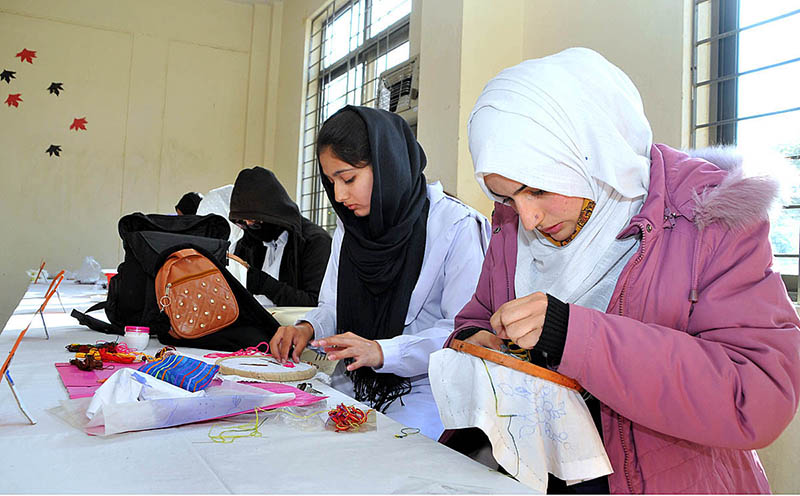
[0,280,531,494]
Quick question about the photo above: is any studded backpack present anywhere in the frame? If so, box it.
[71,212,279,351]
[155,248,240,339]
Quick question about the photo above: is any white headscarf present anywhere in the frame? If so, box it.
[468,48,652,311]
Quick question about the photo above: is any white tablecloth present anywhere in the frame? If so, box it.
[0,281,531,494]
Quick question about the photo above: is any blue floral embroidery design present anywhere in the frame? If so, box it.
[497,375,569,446]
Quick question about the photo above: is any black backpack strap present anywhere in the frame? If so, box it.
[70,307,124,335]
[85,301,106,313]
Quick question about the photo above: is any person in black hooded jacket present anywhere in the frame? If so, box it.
[229,166,332,307]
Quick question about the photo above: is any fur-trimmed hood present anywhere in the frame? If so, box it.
[685,146,779,231]
[620,143,784,306]
[630,144,781,235]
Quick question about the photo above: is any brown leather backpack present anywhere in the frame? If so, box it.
[155,248,239,339]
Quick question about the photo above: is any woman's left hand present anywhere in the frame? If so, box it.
[311,332,384,371]
[490,291,548,349]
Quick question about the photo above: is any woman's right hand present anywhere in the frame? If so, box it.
[464,330,504,351]
[270,321,315,363]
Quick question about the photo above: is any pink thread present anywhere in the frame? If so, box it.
[204,341,296,368]
[204,341,271,359]
[115,342,132,353]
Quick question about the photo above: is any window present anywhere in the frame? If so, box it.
[300,0,412,232]
[692,0,800,293]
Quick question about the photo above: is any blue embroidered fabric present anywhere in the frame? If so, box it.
[138,355,219,392]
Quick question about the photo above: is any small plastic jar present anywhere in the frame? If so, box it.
[123,326,150,352]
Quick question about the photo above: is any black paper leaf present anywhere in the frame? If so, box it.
[47,82,63,96]
[46,144,62,157]
[0,70,15,84]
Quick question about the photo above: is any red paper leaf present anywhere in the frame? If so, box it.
[70,117,88,131]
[4,93,22,107]
[15,48,36,64]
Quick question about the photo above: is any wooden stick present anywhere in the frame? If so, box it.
[33,260,45,284]
[449,339,584,392]
[40,270,65,313]
[0,322,31,382]
[1,270,67,381]
[226,253,250,270]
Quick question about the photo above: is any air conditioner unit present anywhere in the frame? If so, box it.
[377,55,419,125]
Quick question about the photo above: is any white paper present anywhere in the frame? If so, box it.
[86,368,203,419]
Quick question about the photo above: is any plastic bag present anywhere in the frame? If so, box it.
[53,379,294,436]
[26,268,50,283]
[86,368,205,420]
[259,402,330,431]
[196,184,243,249]
[75,256,102,284]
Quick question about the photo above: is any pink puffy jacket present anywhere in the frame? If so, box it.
[453,144,800,493]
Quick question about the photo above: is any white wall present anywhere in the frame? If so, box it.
[0,0,280,328]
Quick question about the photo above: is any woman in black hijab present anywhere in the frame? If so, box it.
[270,106,490,439]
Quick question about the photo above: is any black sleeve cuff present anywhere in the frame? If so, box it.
[260,273,280,298]
[453,326,486,342]
[246,267,275,295]
[533,294,570,367]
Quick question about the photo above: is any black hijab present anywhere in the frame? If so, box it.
[175,192,202,215]
[318,106,429,412]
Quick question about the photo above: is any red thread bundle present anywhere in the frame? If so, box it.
[327,403,374,432]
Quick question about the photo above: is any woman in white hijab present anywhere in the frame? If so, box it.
[447,48,800,493]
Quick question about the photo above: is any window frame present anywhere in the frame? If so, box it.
[691,0,800,297]
[300,0,411,233]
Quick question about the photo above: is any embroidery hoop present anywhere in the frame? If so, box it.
[449,339,583,392]
[225,253,249,288]
[215,355,318,382]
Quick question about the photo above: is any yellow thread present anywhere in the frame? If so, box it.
[206,407,328,443]
[394,427,421,438]
[482,358,520,478]
[208,407,267,443]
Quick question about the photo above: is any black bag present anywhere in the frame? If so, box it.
[72,213,280,351]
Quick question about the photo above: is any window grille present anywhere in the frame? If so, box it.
[691,0,800,287]
[300,0,412,233]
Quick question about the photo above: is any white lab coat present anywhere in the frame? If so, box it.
[302,182,490,439]
[252,231,289,308]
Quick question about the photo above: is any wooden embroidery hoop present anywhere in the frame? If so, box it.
[215,355,318,382]
[448,339,584,393]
